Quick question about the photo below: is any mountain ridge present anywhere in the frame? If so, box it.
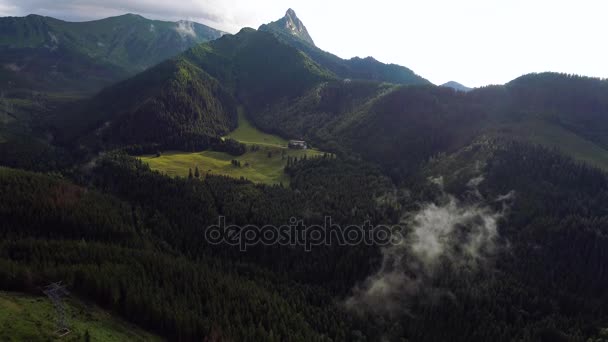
[0,13,225,92]
[259,9,431,86]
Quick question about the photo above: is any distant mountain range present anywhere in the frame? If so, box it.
[0,13,224,92]
[0,9,430,93]
[50,9,435,151]
[441,81,472,92]
[259,10,430,86]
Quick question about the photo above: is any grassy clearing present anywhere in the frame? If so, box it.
[141,147,323,185]
[223,107,288,147]
[0,291,162,342]
[140,107,326,185]
[490,119,608,171]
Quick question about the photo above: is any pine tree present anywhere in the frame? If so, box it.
[188,168,193,179]
[194,166,200,178]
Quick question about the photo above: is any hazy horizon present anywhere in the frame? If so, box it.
[1,0,606,87]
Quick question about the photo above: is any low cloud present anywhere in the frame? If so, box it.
[175,20,196,38]
[345,176,514,316]
[0,0,290,33]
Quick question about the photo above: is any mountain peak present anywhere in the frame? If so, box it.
[286,8,297,18]
[281,9,314,46]
[441,81,472,92]
[259,9,315,46]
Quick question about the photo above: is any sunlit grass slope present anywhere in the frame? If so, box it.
[0,291,162,342]
[223,107,288,147]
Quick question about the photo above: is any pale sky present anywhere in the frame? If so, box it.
[1,0,607,87]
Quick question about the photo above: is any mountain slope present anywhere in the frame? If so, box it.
[184,28,332,110]
[57,57,238,151]
[505,72,608,148]
[243,72,608,180]
[0,13,224,92]
[259,9,430,86]
[56,28,331,151]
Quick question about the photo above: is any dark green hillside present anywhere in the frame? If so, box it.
[244,82,485,173]
[348,74,608,181]
[0,13,224,92]
[55,57,238,152]
[345,85,485,178]
[243,72,608,182]
[247,79,396,151]
[185,28,333,110]
[505,73,608,147]
[55,28,332,152]
[260,9,431,86]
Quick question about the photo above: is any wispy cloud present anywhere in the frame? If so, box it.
[345,176,514,316]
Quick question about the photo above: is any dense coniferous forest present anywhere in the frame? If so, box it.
[1,7,608,342]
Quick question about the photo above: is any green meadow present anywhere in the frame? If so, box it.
[140,108,325,185]
[0,291,162,342]
[223,108,288,147]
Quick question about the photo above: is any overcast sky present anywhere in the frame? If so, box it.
[1,0,606,87]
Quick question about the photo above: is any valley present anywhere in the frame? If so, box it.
[1,6,608,342]
[140,108,325,184]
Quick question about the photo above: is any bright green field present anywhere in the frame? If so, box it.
[0,291,162,342]
[140,108,325,184]
[223,107,288,147]
[141,147,323,185]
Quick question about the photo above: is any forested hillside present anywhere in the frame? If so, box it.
[54,57,238,153]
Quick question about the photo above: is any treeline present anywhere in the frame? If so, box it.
[89,153,390,294]
[121,137,246,156]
